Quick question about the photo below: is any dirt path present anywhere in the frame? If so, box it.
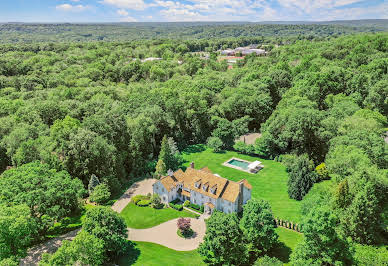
[112,178,156,213]
[19,229,80,266]
[20,178,156,265]
[127,216,206,251]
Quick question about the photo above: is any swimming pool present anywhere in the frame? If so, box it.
[227,159,250,170]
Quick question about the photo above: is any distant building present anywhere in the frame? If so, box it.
[153,162,252,214]
[220,46,266,56]
[141,57,162,62]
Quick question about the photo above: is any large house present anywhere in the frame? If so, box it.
[153,162,252,214]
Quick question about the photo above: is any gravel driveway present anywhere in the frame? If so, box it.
[127,216,206,251]
[112,178,157,213]
[20,178,157,265]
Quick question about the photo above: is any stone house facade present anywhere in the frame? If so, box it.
[153,162,252,214]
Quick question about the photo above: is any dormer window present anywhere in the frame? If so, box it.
[210,184,217,194]
[195,179,201,188]
[202,182,209,192]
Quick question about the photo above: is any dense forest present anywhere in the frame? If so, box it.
[0,28,387,265]
[1,21,386,43]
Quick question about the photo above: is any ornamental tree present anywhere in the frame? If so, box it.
[177,217,191,233]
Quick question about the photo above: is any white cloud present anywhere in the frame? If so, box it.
[56,4,90,12]
[100,0,147,10]
[70,0,81,2]
[120,15,138,22]
[117,9,129,16]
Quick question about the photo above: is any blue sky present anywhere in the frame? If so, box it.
[0,0,387,22]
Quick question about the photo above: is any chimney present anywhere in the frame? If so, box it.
[238,180,244,212]
[190,162,195,169]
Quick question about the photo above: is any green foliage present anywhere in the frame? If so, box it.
[88,174,100,195]
[233,141,255,155]
[183,200,190,207]
[169,202,183,211]
[158,135,180,171]
[39,231,104,266]
[0,204,38,261]
[254,255,283,266]
[286,154,318,200]
[155,159,167,177]
[199,211,248,265]
[207,136,223,152]
[82,206,128,259]
[240,199,278,254]
[131,195,150,205]
[150,194,163,209]
[315,163,329,181]
[137,200,151,207]
[89,183,111,205]
[290,206,353,265]
[0,162,85,233]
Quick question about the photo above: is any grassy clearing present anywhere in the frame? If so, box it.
[118,241,204,266]
[182,145,303,222]
[120,203,198,229]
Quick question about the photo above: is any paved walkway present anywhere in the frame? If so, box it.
[127,216,206,251]
[112,178,156,213]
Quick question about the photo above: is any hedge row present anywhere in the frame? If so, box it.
[169,202,183,211]
[137,199,151,207]
[132,195,150,205]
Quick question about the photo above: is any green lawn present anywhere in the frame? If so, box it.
[266,227,304,263]
[182,145,303,222]
[118,241,205,266]
[120,203,198,229]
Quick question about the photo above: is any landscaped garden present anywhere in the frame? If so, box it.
[182,144,330,224]
[118,241,205,266]
[120,203,198,229]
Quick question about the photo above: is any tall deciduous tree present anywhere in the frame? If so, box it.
[240,199,278,254]
[0,204,38,261]
[198,211,248,265]
[290,206,353,265]
[0,162,85,233]
[82,206,128,260]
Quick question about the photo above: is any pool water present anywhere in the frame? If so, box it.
[228,159,249,170]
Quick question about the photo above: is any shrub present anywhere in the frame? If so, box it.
[254,255,282,266]
[170,198,180,204]
[89,183,111,205]
[183,200,190,207]
[150,194,163,209]
[137,200,151,207]
[315,163,329,181]
[131,195,149,205]
[207,137,223,152]
[169,202,183,211]
[233,141,255,155]
[189,203,201,210]
[200,205,204,213]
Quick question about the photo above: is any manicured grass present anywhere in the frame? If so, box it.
[120,203,198,229]
[182,145,303,222]
[275,227,303,250]
[118,241,205,266]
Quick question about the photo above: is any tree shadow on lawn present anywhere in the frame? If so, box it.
[181,144,206,155]
[118,241,141,266]
[267,241,292,263]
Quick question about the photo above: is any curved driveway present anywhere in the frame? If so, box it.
[127,216,206,251]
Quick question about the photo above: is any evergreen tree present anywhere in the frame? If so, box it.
[88,174,100,195]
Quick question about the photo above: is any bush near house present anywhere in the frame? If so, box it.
[183,200,190,207]
[131,195,150,205]
[89,183,111,205]
[137,200,151,207]
[169,202,183,211]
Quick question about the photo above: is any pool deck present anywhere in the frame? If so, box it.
[222,157,257,174]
